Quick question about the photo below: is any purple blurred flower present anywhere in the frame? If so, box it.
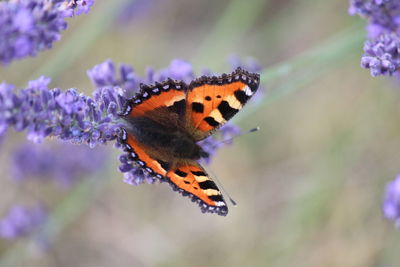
[11,142,108,187]
[0,204,47,240]
[87,59,140,98]
[361,33,400,76]
[0,0,96,64]
[119,154,157,185]
[349,0,400,76]
[118,0,155,23]
[150,59,195,84]
[74,0,95,16]
[383,174,400,228]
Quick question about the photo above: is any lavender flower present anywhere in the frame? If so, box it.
[383,174,400,228]
[74,0,95,16]
[0,0,96,64]
[0,76,124,147]
[131,59,195,87]
[11,142,108,187]
[349,0,400,76]
[87,59,140,98]
[361,33,400,76]
[119,154,157,185]
[0,204,47,240]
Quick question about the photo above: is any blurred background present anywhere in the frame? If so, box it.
[1,0,399,266]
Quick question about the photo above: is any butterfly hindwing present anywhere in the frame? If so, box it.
[186,68,260,141]
[166,162,228,215]
[120,129,168,179]
[119,129,228,215]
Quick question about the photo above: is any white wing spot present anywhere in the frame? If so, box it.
[244,86,253,96]
[121,131,127,140]
[216,201,226,207]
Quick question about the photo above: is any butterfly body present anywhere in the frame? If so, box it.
[124,115,208,175]
[119,67,260,216]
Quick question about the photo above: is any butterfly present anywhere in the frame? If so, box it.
[118,67,260,216]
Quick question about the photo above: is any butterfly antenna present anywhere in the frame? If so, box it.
[212,126,260,149]
[206,166,237,207]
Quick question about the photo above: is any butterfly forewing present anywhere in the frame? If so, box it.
[186,68,260,141]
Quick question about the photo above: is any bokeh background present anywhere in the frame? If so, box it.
[1,0,399,266]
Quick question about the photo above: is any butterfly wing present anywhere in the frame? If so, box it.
[119,129,168,179]
[185,67,260,141]
[120,79,187,126]
[165,162,227,215]
[119,129,228,215]
[119,78,188,172]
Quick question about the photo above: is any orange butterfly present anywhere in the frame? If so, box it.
[118,68,260,215]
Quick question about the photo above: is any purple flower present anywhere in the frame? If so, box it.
[74,0,95,16]
[87,59,140,98]
[10,142,108,187]
[0,204,47,240]
[145,59,195,84]
[118,0,155,23]
[0,0,96,64]
[0,76,124,147]
[349,0,400,36]
[119,155,157,185]
[349,0,400,76]
[383,174,400,228]
[361,33,400,76]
